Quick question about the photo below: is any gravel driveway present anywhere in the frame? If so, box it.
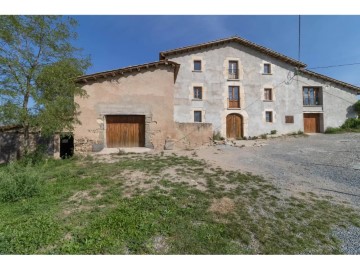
[187,133,360,254]
[194,133,360,208]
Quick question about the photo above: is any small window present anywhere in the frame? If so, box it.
[285,115,294,123]
[264,63,271,74]
[228,61,239,79]
[357,92,360,100]
[194,111,202,122]
[265,111,273,123]
[264,88,272,101]
[193,87,202,99]
[194,60,202,71]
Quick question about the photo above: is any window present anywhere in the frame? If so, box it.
[264,88,272,101]
[228,61,239,79]
[285,115,294,123]
[303,87,321,105]
[194,111,202,122]
[194,60,202,71]
[264,63,271,74]
[228,86,240,108]
[265,111,273,122]
[193,87,202,99]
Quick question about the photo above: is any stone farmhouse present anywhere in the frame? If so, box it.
[73,36,360,153]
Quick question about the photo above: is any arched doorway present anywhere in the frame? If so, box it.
[226,113,242,139]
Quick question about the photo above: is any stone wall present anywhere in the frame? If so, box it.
[0,128,59,163]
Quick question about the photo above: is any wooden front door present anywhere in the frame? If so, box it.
[106,115,145,147]
[304,113,320,133]
[226,114,242,139]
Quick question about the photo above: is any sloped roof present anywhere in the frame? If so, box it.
[298,69,360,92]
[159,36,307,68]
[75,60,180,83]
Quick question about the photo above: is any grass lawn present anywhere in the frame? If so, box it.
[0,153,359,254]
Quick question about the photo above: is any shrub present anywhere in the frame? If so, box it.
[270,130,277,135]
[260,134,267,139]
[19,144,48,165]
[341,118,360,129]
[354,100,360,117]
[297,130,304,135]
[213,131,223,141]
[0,163,42,202]
[325,127,342,134]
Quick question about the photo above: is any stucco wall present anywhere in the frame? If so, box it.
[74,66,178,151]
[166,42,358,136]
[297,74,358,130]
[174,122,212,149]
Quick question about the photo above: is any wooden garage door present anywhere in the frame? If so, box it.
[106,115,145,147]
[304,113,320,133]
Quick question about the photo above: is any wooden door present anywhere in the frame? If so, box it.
[106,115,145,147]
[226,114,242,138]
[303,113,320,133]
[228,86,240,108]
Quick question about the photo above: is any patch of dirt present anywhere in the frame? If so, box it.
[62,184,107,217]
[152,235,169,254]
[209,197,235,214]
[161,167,208,191]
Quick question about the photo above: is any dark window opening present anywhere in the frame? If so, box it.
[194,60,202,71]
[60,134,74,158]
[264,63,271,74]
[266,111,273,123]
[194,111,202,122]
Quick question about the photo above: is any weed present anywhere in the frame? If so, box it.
[270,130,277,135]
[260,134,267,139]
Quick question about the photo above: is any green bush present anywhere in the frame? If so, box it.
[341,118,360,129]
[213,131,224,141]
[19,145,48,165]
[325,127,343,134]
[0,163,42,202]
[354,100,360,117]
[270,130,277,135]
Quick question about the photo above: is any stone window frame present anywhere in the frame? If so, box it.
[193,86,203,100]
[263,63,272,75]
[194,110,202,123]
[193,60,202,72]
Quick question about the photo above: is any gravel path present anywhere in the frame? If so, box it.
[194,133,360,208]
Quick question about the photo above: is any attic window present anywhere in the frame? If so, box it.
[194,60,202,71]
[263,63,271,74]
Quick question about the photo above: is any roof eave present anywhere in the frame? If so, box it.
[75,60,180,84]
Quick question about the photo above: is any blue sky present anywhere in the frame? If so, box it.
[73,15,360,88]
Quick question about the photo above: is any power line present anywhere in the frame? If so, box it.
[308,62,360,70]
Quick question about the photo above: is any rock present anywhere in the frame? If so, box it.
[164,139,175,150]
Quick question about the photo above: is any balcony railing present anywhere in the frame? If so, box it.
[228,69,239,80]
[228,98,240,108]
